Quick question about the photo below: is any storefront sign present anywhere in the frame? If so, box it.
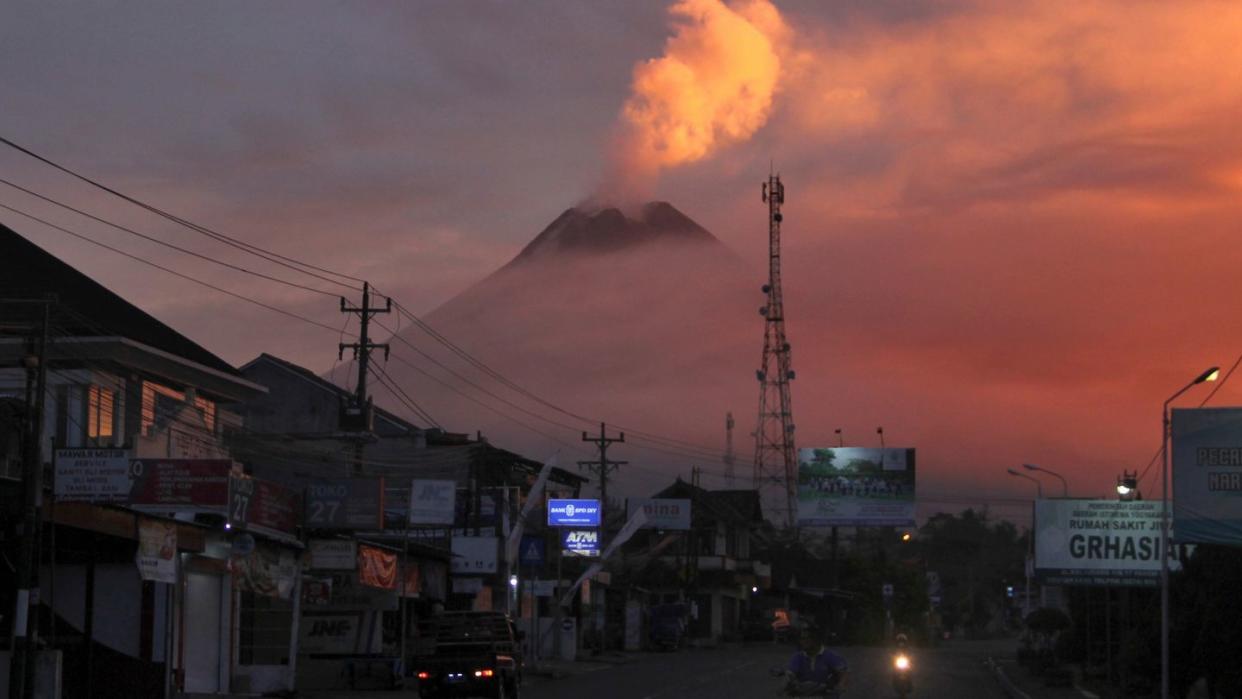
[547,499,601,527]
[309,539,357,570]
[300,612,382,654]
[1035,499,1184,586]
[135,519,177,583]
[54,448,131,502]
[1172,408,1242,545]
[626,498,691,530]
[450,536,498,574]
[409,479,457,525]
[128,459,232,511]
[452,577,484,594]
[228,476,299,536]
[305,478,384,529]
[358,544,398,590]
[561,529,601,556]
[302,577,333,606]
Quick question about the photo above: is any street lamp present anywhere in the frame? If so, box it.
[1007,468,1043,619]
[1116,471,1138,501]
[877,426,885,449]
[1160,366,1218,699]
[1022,463,1069,498]
[835,428,843,447]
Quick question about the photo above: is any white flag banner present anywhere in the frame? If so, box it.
[559,508,647,606]
[506,452,558,563]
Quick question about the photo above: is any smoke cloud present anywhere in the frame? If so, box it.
[602,0,788,198]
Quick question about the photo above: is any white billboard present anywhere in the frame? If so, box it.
[626,498,691,530]
[1035,499,1184,586]
[797,447,916,526]
[450,536,498,574]
[409,479,457,525]
[1171,407,1242,545]
[54,448,131,502]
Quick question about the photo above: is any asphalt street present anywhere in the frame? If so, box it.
[524,641,1010,699]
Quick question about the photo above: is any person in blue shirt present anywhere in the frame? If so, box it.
[787,630,849,695]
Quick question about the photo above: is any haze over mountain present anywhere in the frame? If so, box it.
[385,201,757,491]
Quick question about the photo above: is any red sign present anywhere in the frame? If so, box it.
[357,544,398,590]
[401,563,420,598]
[229,476,299,535]
[129,459,232,509]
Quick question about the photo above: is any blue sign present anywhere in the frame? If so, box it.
[547,499,601,527]
[561,529,600,556]
[519,535,545,566]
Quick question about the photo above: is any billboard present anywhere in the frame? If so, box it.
[1035,499,1184,586]
[128,459,233,511]
[228,476,299,537]
[1171,407,1242,545]
[54,448,131,502]
[450,536,498,574]
[796,447,916,526]
[409,479,457,525]
[561,529,601,556]
[547,499,601,527]
[626,498,691,530]
[305,479,384,529]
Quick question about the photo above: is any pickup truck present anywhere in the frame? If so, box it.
[412,611,524,698]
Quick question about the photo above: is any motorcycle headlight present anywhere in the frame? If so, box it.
[895,655,911,670]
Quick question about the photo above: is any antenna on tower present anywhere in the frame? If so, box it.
[724,412,736,486]
[753,172,798,528]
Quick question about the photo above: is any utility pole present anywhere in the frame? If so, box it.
[577,422,625,653]
[723,413,736,487]
[338,281,390,474]
[9,296,51,699]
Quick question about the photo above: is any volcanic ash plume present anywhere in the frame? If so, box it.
[609,0,787,191]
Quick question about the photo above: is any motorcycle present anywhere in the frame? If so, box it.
[892,652,913,698]
[768,667,842,698]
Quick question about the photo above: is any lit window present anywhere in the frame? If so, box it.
[87,385,114,442]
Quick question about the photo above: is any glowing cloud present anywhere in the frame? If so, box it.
[613,0,787,183]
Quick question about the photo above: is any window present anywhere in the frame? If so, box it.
[141,381,216,436]
[87,384,115,445]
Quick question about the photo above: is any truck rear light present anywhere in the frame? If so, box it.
[474,669,495,678]
[417,671,430,680]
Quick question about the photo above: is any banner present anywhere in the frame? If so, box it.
[129,459,233,511]
[357,544,398,590]
[409,479,457,525]
[796,447,916,526]
[305,479,384,529]
[135,519,177,583]
[1034,499,1184,586]
[451,536,498,574]
[233,544,298,599]
[1171,407,1242,545]
[55,449,131,502]
[626,498,691,530]
[560,509,646,606]
[507,453,557,563]
[547,499,602,527]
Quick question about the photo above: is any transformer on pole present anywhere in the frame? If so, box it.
[753,173,798,528]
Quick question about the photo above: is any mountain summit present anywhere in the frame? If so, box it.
[510,201,721,264]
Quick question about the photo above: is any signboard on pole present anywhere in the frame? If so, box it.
[451,536,498,574]
[1034,499,1184,586]
[135,518,177,583]
[229,476,299,537]
[561,529,601,556]
[309,539,358,570]
[626,498,691,530]
[796,447,916,526]
[519,535,545,566]
[547,499,601,527]
[1171,407,1242,545]
[128,459,233,511]
[54,448,131,502]
[410,480,457,525]
[305,479,384,529]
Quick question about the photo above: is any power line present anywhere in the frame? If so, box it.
[0,135,365,291]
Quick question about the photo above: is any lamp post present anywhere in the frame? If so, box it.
[1008,468,1042,618]
[1116,471,1138,501]
[876,426,885,449]
[1022,463,1069,498]
[1160,366,1218,699]
[835,428,843,447]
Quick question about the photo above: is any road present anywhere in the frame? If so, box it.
[524,641,1009,699]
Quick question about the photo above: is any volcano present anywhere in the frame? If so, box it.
[387,201,756,472]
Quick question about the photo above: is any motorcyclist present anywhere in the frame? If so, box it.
[786,630,848,695]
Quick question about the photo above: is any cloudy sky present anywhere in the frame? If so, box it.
[5,1,1242,512]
